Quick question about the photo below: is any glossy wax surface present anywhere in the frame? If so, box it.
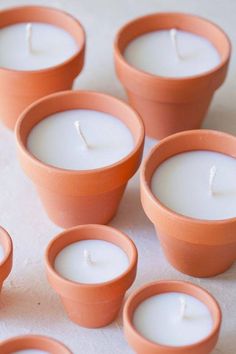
[151,150,236,220]
[54,239,129,284]
[27,109,134,170]
[0,22,78,70]
[133,292,213,346]
[124,29,220,77]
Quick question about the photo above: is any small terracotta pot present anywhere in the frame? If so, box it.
[124,280,221,354]
[0,335,71,353]
[0,226,13,292]
[0,6,85,130]
[45,224,138,328]
[114,13,231,139]
[16,90,144,228]
[141,129,236,277]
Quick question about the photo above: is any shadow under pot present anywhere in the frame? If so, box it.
[0,335,71,354]
[45,224,138,328]
[0,226,13,292]
[141,129,236,277]
[114,12,231,140]
[0,5,85,130]
[15,90,144,228]
[123,281,221,354]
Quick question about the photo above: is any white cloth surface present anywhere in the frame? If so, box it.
[0,0,235,353]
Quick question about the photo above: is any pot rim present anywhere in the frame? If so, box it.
[114,12,231,83]
[0,334,72,353]
[0,5,85,75]
[0,226,12,269]
[141,129,236,227]
[15,90,145,176]
[123,280,221,352]
[45,224,138,290]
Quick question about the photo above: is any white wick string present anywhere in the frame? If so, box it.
[179,296,187,319]
[26,23,33,53]
[209,165,217,196]
[170,29,183,60]
[74,121,89,150]
[83,250,94,265]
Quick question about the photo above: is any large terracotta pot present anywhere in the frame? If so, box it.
[124,281,221,354]
[141,129,236,277]
[114,13,231,139]
[0,6,85,129]
[15,90,144,228]
[45,224,138,328]
[0,226,13,292]
[0,335,71,353]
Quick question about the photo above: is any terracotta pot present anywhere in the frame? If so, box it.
[0,6,85,130]
[0,335,71,353]
[45,224,138,328]
[141,129,236,277]
[114,13,231,139]
[123,280,221,354]
[16,90,144,228]
[0,226,13,292]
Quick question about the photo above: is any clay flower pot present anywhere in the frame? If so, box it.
[45,224,138,328]
[0,335,71,353]
[16,90,144,228]
[114,13,231,140]
[0,226,13,292]
[0,6,85,130]
[141,129,236,277]
[123,280,221,354]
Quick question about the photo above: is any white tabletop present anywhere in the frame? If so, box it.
[0,0,235,353]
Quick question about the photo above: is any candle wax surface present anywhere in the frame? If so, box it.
[27,109,134,170]
[0,23,78,70]
[151,150,236,220]
[0,244,4,262]
[54,240,129,284]
[124,30,220,77]
[133,292,213,347]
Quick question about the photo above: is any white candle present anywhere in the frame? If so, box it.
[133,292,213,346]
[27,109,134,170]
[54,239,129,284]
[124,29,220,77]
[151,150,236,220]
[0,23,78,70]
[0,244,4,262]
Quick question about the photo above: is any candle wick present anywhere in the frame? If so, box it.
[170,28,183,60]
[74,121,90,150]
[26,23,33,54]
[179,296,187,319]
[209,165,217,196]
[83,249,94,265]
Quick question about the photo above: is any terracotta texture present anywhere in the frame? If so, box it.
[141,129,236,277]
[123,281,221,354]
[0,226,13,292]
[114,13,231,139]
[45,224,138,328]
[0,335,71,353]
[16,90,144,228]
[0,6,85,130]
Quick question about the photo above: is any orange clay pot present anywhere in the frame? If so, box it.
[45,224,138,328]
[123,280,221,354]
[0,226,13,292]
[0,335,71,353]
[114,13,231,140]
[0,6,85,130]
[141,129,236,277]
[16,90,144,228]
